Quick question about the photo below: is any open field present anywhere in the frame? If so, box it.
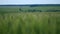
[0,12,60,34]
[0,6,60,12]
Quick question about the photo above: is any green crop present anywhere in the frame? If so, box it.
[0,12,60,34]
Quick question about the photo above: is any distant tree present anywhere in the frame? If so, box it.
[27,9,42,12]
[28,10,32,12]
[47,10,60,12]
[56,10,60,12]
[19,8,23,11]
[47,10,56,12]
[37,10,42,12]
[32,9,36,12]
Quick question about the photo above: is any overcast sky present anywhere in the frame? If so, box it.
[0,0,60,5]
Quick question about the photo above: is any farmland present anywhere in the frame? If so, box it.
[0,12,60,34]
[0,5,60,34]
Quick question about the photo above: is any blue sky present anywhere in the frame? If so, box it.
[0,0,60,5]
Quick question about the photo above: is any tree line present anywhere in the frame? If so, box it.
[19,8,60,12]
[19,8,42,12]
[0,8,60,13]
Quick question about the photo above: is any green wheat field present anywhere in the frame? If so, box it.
[0,12,60,34]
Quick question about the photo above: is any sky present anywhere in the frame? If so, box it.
[0,0,60,5]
